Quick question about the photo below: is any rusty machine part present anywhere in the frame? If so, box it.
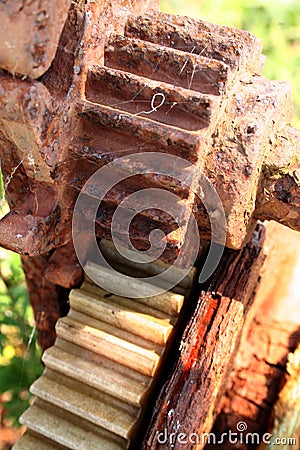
[0,0,299,349]
[0,0,299,449]
[0,2,300,257]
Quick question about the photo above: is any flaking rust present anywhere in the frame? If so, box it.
[0,0,72,78]
[0,1,299,344]
[0,2,300,450]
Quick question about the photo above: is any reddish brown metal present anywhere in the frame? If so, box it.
[21,254,70,350]
[0,0,160,348]
[0,1,299,346]
[0,3,299,449]
[0,0,72,78]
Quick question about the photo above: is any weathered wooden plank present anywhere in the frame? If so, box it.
[141,225,266,449]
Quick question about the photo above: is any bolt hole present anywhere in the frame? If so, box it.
[247,125,256,134]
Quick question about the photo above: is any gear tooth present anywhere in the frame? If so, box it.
[255,125,300,231]
[125,12,263,74]
[0,186,60,255]
[75,11,297,252]
[0,76,55,183]
[16,263,189,449]
[0,0,71,78]
[105,34,230,96]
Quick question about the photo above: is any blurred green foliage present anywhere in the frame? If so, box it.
[0,250,43,427]
[161,0,300,126]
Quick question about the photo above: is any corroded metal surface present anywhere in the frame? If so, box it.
[0,0,72,78]
[0,2,299,449]
[0,0,299,359]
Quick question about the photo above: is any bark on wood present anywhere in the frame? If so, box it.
[141,222,300,450]
[141,225,266,450]
[207,223,300,450]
